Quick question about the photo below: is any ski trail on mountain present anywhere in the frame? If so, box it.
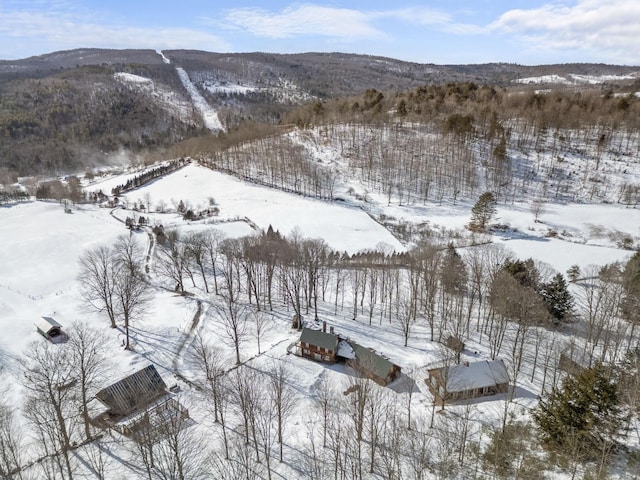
[156,49,171,64]
[156,50,224,133]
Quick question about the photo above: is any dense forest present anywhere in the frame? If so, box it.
[1,48,638,181]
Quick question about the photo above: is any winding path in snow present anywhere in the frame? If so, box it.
[156,49,224,133]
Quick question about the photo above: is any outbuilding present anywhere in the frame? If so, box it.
[427,359,510,404]
[92,364,189,437]
[96,364,168,417]
[35,316,66,343]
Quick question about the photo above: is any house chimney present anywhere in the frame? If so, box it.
[322,321,327,332]
[330,326,334,334]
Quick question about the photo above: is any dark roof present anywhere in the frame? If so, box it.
[96,364,167,416]
[300,327,339,351]
[349,342,398,380]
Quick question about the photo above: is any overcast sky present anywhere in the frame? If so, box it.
[1,1,638,65]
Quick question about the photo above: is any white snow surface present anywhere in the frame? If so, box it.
[202,81,255,95]
[175,67,224,132]
[3,152,640,478]
[515,73,638,85]
[155,49,171,64]
[121,162,404,254]
[113,72,152,84]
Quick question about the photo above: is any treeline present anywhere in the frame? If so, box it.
[200,134,338,200]
[0,188,29,205]
[110,158,189,196]
[285,82,640,132]
[150,226,640,366]
[35,177,83,203]
[202,82,640,206]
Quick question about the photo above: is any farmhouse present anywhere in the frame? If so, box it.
[347,342,401,386]
[298,326,340,363]
[34,316,66,343]
[427,359,510,404]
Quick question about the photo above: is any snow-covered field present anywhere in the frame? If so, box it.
[1,157,639,478]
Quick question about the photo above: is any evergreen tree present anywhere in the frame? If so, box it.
[469,191,497,232]
[533,363,624,461]
[493,135,507,162]
[483,421,545,480]
[541,273,574,323]
[567,264,581,283]
[503,258,541,290]
[621,251,640,329]
[439,243,467,296]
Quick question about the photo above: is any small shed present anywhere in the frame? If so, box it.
[427,359,510,404]
[445,335,465,354]
[347,342,401,386]
[298,327,340,363]
[35,316,66,342]
[96,364,168,417]
[558,347,592,376]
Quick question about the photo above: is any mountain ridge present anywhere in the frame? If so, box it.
[1,48,639,178]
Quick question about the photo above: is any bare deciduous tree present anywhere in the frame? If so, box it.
[216,295,248,365]
[153,404,204,480]
[185,233,210,293]
[156,229,190,294]
[397,293,416,347]
[191,333,224,423]
[268,362,296,462]
[78,244,118,328]
[314,373,333,449]
[231,367,262,463]
[202,230,226,296]
[68,322,107,439]
[22,341,77,480]
[0,402,26,480]
[252,311,271,355]
[113,252,151,350]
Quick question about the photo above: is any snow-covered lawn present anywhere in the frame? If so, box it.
[1,161,639,478]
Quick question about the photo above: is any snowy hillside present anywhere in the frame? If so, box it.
[2,151,640,478]
[114,71,196,125]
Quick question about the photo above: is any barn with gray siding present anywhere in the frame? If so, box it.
[96,364,167,417]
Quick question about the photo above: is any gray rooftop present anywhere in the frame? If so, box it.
[443,359,510,393]
[35,316,62,333]
[300,327,339,351]
[96,364,167,416]
[349,342,398,380]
